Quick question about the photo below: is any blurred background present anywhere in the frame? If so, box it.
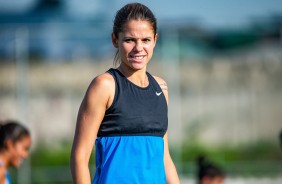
[0,0,282,183]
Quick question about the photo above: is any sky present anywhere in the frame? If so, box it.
[0,0,282,28]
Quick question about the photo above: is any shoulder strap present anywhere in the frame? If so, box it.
[105,68,120,113]
[146,72,163,92]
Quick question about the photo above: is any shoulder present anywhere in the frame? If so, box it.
[82,71,115,107]
[152,75,166,84]
[91,72,114,89]
[86,72,115,95]
[152,75,169,104]
[152,75,168,91]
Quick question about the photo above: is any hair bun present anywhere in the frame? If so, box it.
[197,155,207,167]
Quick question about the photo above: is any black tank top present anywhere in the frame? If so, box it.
[97,68,168,137]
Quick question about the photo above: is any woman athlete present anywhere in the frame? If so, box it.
[0,121,31,184]
[71,3,180,184]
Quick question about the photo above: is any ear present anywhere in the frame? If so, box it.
[112,33,119,48]
[153,33,159,46]
[5,139,15,150]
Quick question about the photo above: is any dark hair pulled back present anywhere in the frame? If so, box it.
[113,3,157,38]
[0,120,30,150]
[113,3,157,65]
[197,156,225,182]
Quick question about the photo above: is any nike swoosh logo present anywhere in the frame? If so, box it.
[156,91,162,96]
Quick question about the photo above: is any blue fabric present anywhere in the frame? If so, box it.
[93,136,166,184]
[6,172,12,184]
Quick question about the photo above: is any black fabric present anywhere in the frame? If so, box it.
[97,68,168,137]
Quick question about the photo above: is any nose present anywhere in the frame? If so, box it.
[134,41,143,52]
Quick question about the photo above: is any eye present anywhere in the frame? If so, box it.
[24,146,30,152]
[143,38,151,43]
[124,38,134,43]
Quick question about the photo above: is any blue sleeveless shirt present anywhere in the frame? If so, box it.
[93,68,168,184]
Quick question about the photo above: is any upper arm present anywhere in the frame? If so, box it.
[152,75,168,104]
[163,131,170,158]
[0,168,5,184]
[71,73,115,161]
[153,76,180,182]
[153,75,170,146]
[153,76,171,153]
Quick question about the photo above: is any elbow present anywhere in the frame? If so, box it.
[70,147,89,172]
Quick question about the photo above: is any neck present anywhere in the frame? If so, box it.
[0,151,10,168]
[118,63,148,87]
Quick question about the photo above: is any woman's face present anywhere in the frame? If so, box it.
[112,20,158,70]
[8,136,31,168]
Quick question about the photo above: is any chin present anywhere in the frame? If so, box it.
[11,160,22,168]
[131,65,144,70]
[129,62,147,70]
[11,163,20,168]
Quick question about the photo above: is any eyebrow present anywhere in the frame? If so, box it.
[123,36,152,39]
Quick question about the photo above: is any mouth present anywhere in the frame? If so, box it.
[129,55,146,61]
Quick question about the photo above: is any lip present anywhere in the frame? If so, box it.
[129,55,146,62]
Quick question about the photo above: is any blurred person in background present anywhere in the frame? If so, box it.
[0,120,31,184]
[70,2,180,184]
[196,156,225,184]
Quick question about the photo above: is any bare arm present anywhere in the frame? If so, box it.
[153,76,180,184]
[0,168,5,184]
[70,73,114,184]
[164,132,180,184]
